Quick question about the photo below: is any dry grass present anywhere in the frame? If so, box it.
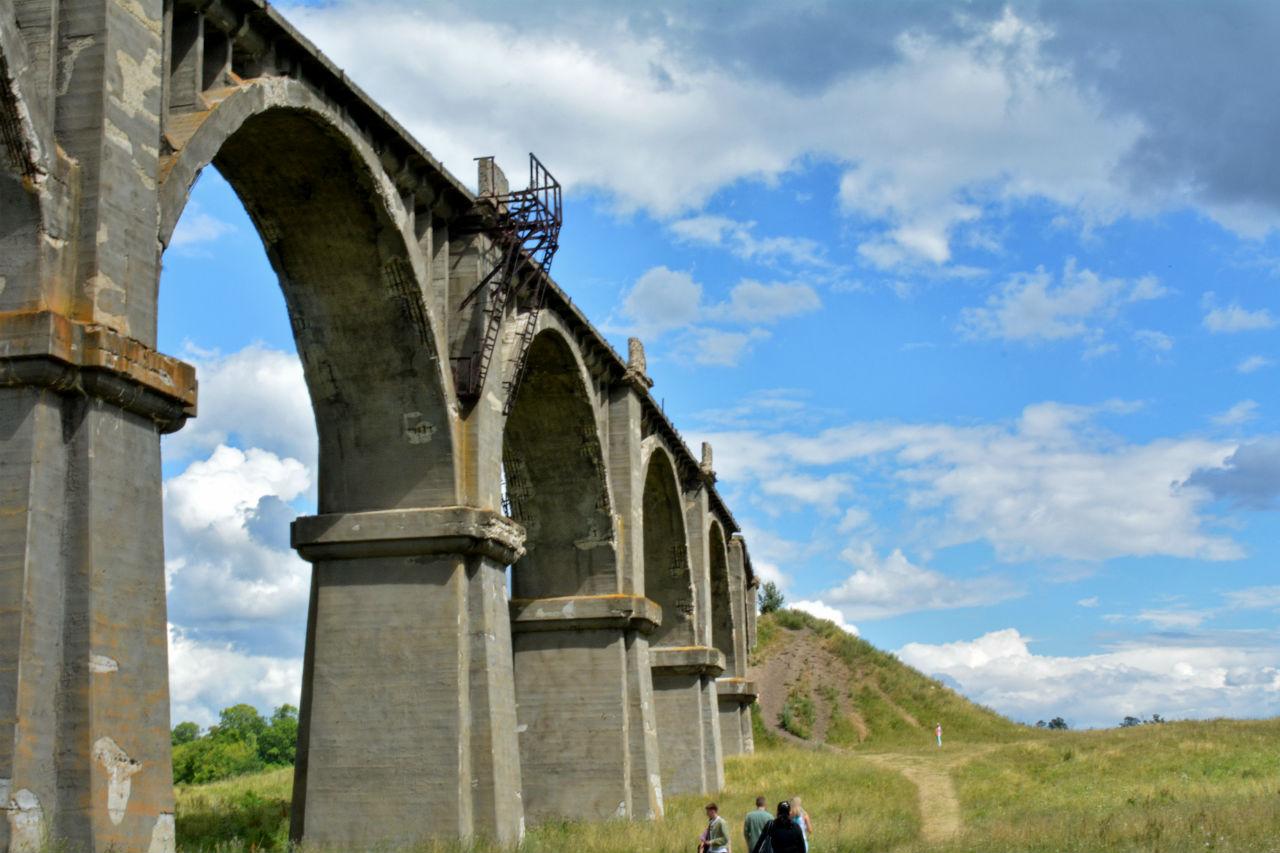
[931,718,1280,853]
[172,610,1280,853]
[174,719,1280,852]
[173,749,916,853]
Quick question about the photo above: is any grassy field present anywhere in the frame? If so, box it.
[173,613,1279,851]
[174,719,1279,852]
[941,718,1280,853]
[173,749,919,852]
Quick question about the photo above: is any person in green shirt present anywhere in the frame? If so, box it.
[700,803,730,853]
[744,796,772,853]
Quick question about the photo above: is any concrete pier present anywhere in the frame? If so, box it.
[650,647,726,796]
[511,595,661,821]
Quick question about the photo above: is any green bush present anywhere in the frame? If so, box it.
[257,706,298,766]
[779,687,816,739]
[171,704,300,785]
[173,738,263,785]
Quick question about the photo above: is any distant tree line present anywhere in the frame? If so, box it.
[171,704,298,784]
[1031,713,1169,731]
[1036,717,1070,730]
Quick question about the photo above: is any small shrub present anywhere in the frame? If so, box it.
[757,582,785,614]
[173,738,263,785]
[751,703,781,750]
[779,688,816,739]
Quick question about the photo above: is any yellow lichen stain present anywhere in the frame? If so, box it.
[113,0,164,35]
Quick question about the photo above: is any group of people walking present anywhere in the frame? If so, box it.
[699,796,814,853]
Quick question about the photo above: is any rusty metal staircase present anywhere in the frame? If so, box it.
[453,154,562,414]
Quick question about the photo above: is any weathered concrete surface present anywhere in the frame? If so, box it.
[650,646,725,796]
[607,360,666,819]
[0,1,761,848]
[683,487,725,793]
[716,679,759,758]
[510,594,663,822]
[291,509,524,845]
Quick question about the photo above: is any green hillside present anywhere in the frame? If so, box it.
[751,609,1025,747]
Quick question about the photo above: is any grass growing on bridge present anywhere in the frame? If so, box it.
[173,718,1280,853]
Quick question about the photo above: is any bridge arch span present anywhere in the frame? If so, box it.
[0,10,50,182]
[0,17,45,318]
[708,520,735,676]
[502,325,614,596]
[641,443,694,646]
[159,79,458,510]
[157,79,503,848]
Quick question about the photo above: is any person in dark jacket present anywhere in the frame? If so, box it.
[750,801,806,853]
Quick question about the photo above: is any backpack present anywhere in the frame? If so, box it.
[751,820,774,853]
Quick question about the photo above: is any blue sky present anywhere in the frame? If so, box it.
[159,1,1280,729]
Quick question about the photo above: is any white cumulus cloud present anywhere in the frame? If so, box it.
[819,544,1019,620]
[1236,355,1273,374]
[898,628,1280,728]
[708,280,822,325]
[164,445,313,626]
[790,599,859,635]
[168,626,303,727]
[1203,300,1276,334]
[620,266,704,336]
[164,344,315,468]
[703,400,1241,563]
[282,3,1142,269]
[618,268,819,366]
[1211,400,1259,427]
[958,261,1164,348]
[169,202,236,254]
[669,215,829,269]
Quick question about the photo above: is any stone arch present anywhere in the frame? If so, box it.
[0,13,47,182]
[708,520,736,676]
[158,79,458,510]
[0,37,42,315]
[643,445,695,647]
[159,82,482,844]
[503,326,615,596]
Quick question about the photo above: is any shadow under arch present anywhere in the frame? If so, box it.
[642,446,695,647]
[708,520,736,676]
[503,327,614,597]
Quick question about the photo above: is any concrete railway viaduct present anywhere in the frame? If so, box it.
[0,0,761,849]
